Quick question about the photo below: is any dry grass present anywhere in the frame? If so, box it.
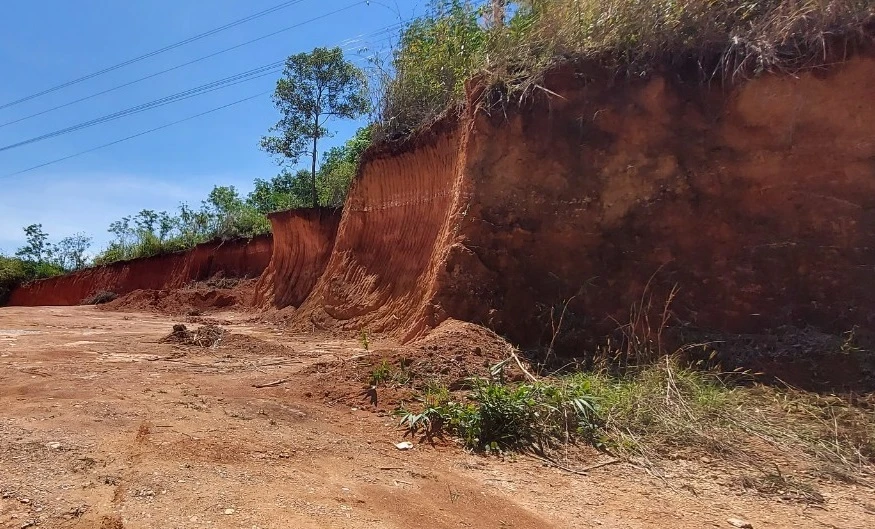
[160,324,225,348]
[575,358,874,488]
[488,0,874,86]
[374,1,874,138]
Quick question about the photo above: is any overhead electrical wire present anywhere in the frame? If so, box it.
[0,29,399,153]
[1,28,401,176]
[0,0,311,111]
[0,62,285,153]
[0,0,488,176]
[2,92,272,178]
[0,1,380,129]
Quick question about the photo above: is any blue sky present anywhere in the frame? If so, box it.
[0,0,424,253]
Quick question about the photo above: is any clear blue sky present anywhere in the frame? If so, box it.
[0,0,424,253]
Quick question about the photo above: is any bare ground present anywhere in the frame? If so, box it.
[1,306,873,529]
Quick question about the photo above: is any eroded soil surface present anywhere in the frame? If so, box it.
[1,306,873,529]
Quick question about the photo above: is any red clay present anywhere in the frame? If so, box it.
[292,56,875,349]
[8,236,272,306]
[6,57,875,366]
[253,208,341,309]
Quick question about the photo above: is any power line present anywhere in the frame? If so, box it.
[0,21,401,153]
[0,63,285,153]
[2,92,272,178]
[0,8,430,175]
[0,27,400,171]
[0,1,378,129]
[0,0,311,111]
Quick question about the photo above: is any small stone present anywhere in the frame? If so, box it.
[727,518,753,528]
[395,441,414,450]
[224,508,235,515]
[47,442,62,450]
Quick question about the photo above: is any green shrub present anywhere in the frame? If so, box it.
[399,371,599,452]
[375,0,875,138]
[0,255,64,304]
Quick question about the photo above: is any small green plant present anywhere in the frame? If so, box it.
[359,327,370,351]
[398,381,453,440]
[369,359,392,386]
[393,358,414,385]
[399,362,599,452]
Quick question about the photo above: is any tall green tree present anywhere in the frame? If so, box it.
[261,47,369,207]
[15,224,50,263]
[54,233,92,271]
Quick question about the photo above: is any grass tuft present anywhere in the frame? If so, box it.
[374,0,874,139]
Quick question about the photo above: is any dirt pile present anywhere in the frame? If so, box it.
[286,56,875,362]
[101,278,257,315]
[160,323,225,347]
[6,235,271,307]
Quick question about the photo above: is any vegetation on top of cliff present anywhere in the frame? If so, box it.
[1,224,91,302]
[374,0,875,139]
[261,47,370,208]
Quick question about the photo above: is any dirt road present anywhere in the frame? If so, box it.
[1,307,871,528]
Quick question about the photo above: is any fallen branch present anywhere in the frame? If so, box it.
[580,457,620,472]
[530,454,620,476]
[252,378,292,388]
[507,347,539,383]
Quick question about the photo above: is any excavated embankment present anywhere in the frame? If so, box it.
[291,57,875,363]
[7,235,272,306]
[253,208,341,309]
[6,56,874,387]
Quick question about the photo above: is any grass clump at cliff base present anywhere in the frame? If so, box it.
[376,0,874,138]
[397,356,874,491]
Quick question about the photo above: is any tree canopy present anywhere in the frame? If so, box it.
[261,47,369,207]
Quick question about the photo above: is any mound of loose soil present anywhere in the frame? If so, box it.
[101,279,258,316]
[300,320,528,410]
[220,332,294,356]
[401,319,521,387]
[159,324,225,347]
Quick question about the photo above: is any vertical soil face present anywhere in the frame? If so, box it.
[6,57,874,365]
[290,57,875,351]
[7,235,272,306]
[292,129,470,339]
[447,57,875,348]
[253,208,341,309]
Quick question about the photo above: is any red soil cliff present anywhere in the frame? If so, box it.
[253,208,341,309]
[7,236,272,306]
[7,57,874,362]
[291,56,875,349]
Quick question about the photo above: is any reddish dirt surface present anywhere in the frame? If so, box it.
[3,306,874,529]
[101,279,259,317]
[8,236,271,307]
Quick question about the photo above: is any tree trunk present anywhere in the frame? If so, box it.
[311,115,319,208]
[492,0,505,29]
